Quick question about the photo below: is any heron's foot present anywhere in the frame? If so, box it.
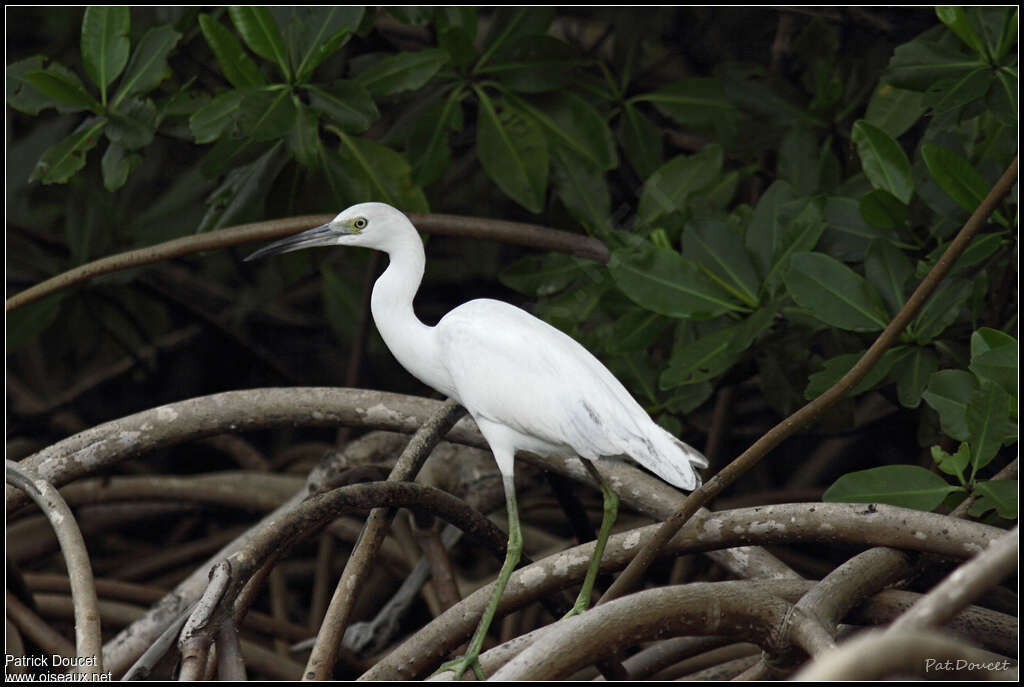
[436,654,485,681]
[560,597,590,620]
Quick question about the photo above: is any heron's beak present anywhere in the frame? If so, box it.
[244,222,340,261]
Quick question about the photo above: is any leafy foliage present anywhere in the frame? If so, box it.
[7,7,1018,520]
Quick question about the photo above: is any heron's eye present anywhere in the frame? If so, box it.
[352,217,368,231]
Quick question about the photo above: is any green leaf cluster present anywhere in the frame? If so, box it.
[8,7,180,189]
[826,328,1017,517]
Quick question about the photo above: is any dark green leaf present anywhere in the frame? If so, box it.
[859,189,908,230]
[761,198,825,293]
[823,465,963,512]
[865,238,912,315]
[662,327,738,388]
[305,81,379,134]
[966,379,1012,476]
[969,328,1017,395]
[201,136,261,183]
[198,141,290,231]
[288,100,320,168]
[270,6,363,82]
[777,127,820,196]
[101,141,142,191]
[81,6,130,102]
[608,242,743,320]
[6,56,56,114]
[885,37,984,92]
[407,88,463,186]
[605,310,669,354]
[190,89,245,144]
[925,67,993,114]
[820,196,887,261]
[931,443,970,483]
[921,144,992,215]
[509,91,617,171]
[356,49,449,97]
[864,84,927,138]
[969,480,1018,519]
[908,278,971,343]
[111,25,181,107]
[198,13,266,89]
[639,78,736,131]
[637,145,722,226]
[746,181,795,278]
[436,7,478,68]
[330,130,429,212]
[239,87,297,142]
[804,347,911,400]
[499,254,585,297]
[950,232,1006,276]
[921,369,977,441]
[784,252,889,332]
[851,120,913,204]
[228,6,291,80]
[106,97,157,149]
[897,347,939,408]
[683,220,760,306]
[618,102,662,177]
[30,117,108,184]
[935,7,988,56]
[475,89,547,213]
[662,307,772,388]
[478,7,555,69]
[550,147,612,235]
[24,67,101,112]
[479,36,580,93]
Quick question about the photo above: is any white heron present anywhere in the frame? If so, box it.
[246,202,707,679]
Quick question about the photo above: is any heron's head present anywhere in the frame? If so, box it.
[244,202,412,261]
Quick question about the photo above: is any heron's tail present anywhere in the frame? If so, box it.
[627,424,707,491]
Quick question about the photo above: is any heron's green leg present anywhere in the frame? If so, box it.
[563,461,618,618]
[437,475,522,680]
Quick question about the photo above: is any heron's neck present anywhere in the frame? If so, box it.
[370,237,452,396]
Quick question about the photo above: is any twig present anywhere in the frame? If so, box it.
[5,592,76,660]
[5,460,103,676]
[6,213,608,312]
[601,156,1019,605]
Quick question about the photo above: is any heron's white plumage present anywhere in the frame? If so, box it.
[435,299,706,489]
[277,202,707,491]
[247,201,708,678]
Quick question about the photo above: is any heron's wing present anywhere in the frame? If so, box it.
[436,299,705,490]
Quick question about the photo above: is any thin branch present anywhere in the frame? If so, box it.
[601,156,1019,605]
[5,460,103,676]
[6,213,608,312]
